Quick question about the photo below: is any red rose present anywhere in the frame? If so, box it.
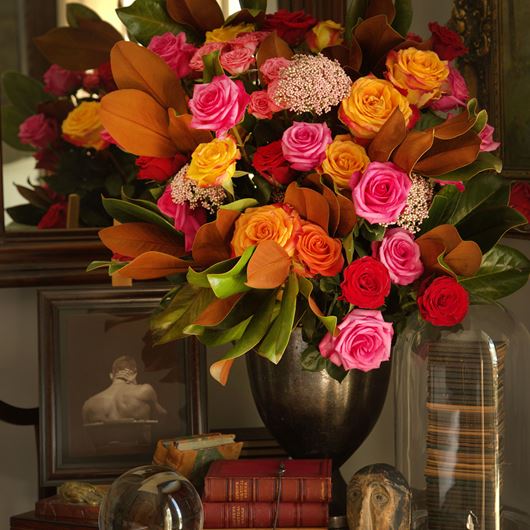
[340,256,391,309]
[34,148,59,171]
[510,182,530,222]
[135,154,187,182]
[97,62,117,93]
[264,10,317,46]
[428,22,468,61]
[38,201,67,229]
[253,140,295,186]
[417,276,469,327]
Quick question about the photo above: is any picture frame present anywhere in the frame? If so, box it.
[38,286,207,486]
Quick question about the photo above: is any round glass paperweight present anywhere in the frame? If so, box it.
[99,465,204,530]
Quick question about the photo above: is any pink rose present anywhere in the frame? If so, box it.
[430,65,469,112]
[260,57,291,84]
[374,228,423,286]
[189,75,250,137]
[319,309,393,372]
[148,32,197,79]
[43,64,82,96]
[281,121,332,172]
[189,42,226,71]
[220,45,255,75]
[230,31,270,53]
[248,90,273,120]
[18,113,58,148]
[157,185,206,252]
[353,161,411,224]
[479,123,501,152]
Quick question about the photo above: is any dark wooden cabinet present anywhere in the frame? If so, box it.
[10,512,97,530]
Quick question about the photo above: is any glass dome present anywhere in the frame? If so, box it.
[99,465,204,530]
[394,305,530,530]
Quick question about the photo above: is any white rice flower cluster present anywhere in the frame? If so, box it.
[394,174,434,233]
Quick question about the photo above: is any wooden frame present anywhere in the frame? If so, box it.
[38,286,207,486]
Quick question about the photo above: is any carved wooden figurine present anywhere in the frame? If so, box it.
[347,464,411,530]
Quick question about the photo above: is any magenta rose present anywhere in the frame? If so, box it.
[260,57,291,84]
[220,45,255,75]
[319,309,393,372]
[430,65,469,112]
[353,161,411,224]
[374,228,423,286]
[189,42,226,71]
[43,64,82,96]
[230,31,270,53]
[248,90,273,120]
[157,185,206,252]
[479,124,501,152]
[148,32,197,78]
[18,113,58,148]
[281,121,332,171]
[189,75,250,137]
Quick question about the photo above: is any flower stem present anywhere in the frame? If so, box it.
[231,127,251,165]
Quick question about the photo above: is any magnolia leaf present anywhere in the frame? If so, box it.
[6,204,44,226]
[99,222,184,258]
[419,185,460,234]
[117,0,199,46]
[239,0,267,10]
[111,41,188,113]
[209,359,235,386]
[14,185,52,210]
[431,152,503,182]
[433,109,476,140]
[66,3,101,27]
[221,198,258,211]
[343,231,355,264]
[444,240,483,278]
[86,260,112,272]
[120,189,168,216]
[284,183,329,230]
[167,0,225,32]
[256,32,293,78]
[224,8,266,27]
[102,197,178,234]
[187,258,238,288]
[246,240,291,289]
[392,129,435,174]
[189,316,252,346]
[2,72,50,117]
[257,273,299,364]
[193,293,244,327]
[168,111,212,153]
[345,0,369,43]
[100,89,177,158]
[298,276,337,335]
[34,24,120,70]
[202,50,224,83]
[368,108,407,162]
[207,246,255,298]
[392,0,413,36]
[115,251,194,280]
[301,345,328,372]
[335,193,357,237]
[365,0,396,24]
[461,245,530,301]
[321,185,340,235]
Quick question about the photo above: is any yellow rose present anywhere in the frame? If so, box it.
[386,48,449,108]
[205,23,255,43]
[62,101,106,150]
[187,137,240,190]
[231,204,302,257]
[306,20,344,52]
[320,136,370,189]
[339,76,412,139]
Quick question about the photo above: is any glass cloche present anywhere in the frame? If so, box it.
[99,465,204,530]
[394,305,530,530]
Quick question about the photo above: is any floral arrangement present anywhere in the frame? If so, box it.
[1,4,155,229]
[90,0,530,384]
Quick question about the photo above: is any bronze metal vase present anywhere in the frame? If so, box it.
[246,328,391,513]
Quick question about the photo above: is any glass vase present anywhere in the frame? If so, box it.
[394,305,530,530]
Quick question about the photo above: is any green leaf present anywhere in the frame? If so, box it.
[192,316,253,347]
[298,276,337,335]
[66,3,101,27]
[207,246,255,298]
[239,0,267,11]
[2,71,50,117]
[251,174,272,204]
[419,185,459,234]
[187,258,239,288]
[120,188,169,216]
[220,198,258,211]
[415,110,445,131]
[392,0,413,36]
[257,273,299,364]
[461,244,530,301]
[109,261,128,274]
[1,105,35,151]
[301,345,327,372]
[116,0,199,46]
[343,231,355,264]
[215,290,278,362]
[86,260,112,272]
[360,221,385,241]
[202,50,225,83]
[151,284,216,344]
[345,0,368,43]
[6,203,44,226]
[472,109,488,134]
[457,206,527,253]
[325,362,348,383]
[102,197,179,234]
[432,152,502,182]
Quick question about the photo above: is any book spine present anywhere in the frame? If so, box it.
[203,477,332,503]
[203,502,328,528]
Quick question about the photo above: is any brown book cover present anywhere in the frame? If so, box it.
[203,459,332,503]
[203,502,329,528]
[34,497,100,522]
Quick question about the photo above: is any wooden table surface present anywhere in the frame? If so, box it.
[10,511,98,530]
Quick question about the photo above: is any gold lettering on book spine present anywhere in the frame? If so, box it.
[233,479,249,501]
[231,504,246,526]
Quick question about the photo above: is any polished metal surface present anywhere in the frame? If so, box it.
[246,329,391,467]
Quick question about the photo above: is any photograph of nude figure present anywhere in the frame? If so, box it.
[39,287,206,485]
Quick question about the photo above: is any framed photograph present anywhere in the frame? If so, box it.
[38,286,207,486]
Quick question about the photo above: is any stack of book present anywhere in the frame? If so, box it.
[202,458,332,529]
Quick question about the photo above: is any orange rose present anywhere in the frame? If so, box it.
[306,20,344,52]
[386,48,449,108]
[339,76,412,139]
[295,222,344,277]
[231,204,302,257]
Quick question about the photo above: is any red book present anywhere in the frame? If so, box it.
[203,459,332,503]
[203,502,329,528]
